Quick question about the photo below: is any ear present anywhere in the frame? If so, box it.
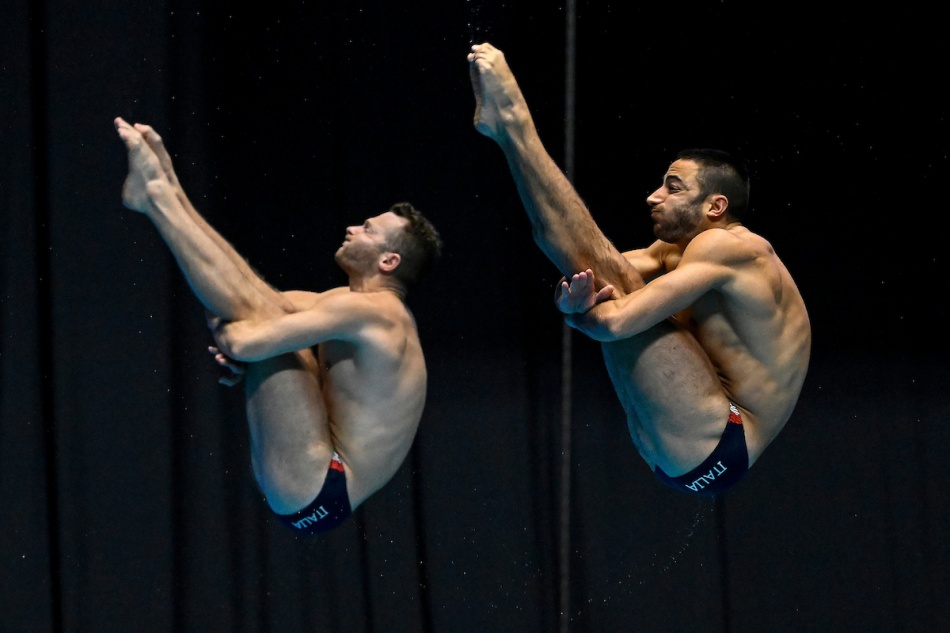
[378,251,402,274]
[706,194,729,219]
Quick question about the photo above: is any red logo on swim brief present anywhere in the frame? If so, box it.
[728,403,742,425]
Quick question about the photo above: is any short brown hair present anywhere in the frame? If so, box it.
[676,149,751,221]
[386,202,443,285]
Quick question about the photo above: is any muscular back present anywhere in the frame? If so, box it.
[678,226,811,458]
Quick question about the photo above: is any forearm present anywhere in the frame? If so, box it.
[566,287,676,342]
[564,310,614,342]
[215,306,342,362]
[214,320,279,362]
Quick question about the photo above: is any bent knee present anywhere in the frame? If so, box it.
[254,463,327,515]
[251,443,336,513]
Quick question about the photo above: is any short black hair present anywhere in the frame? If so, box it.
[386,202,443,285]
[676,149,751,221]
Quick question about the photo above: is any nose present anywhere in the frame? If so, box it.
[646,187,664,207]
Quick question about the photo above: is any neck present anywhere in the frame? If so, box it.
[348,275,406,301]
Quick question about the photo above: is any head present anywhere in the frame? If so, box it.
[335,202,442,288]
[646,148,750,243]
[383,202,443,286]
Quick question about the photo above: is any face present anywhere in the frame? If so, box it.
[335,211,407,272]
[645,159,706,243]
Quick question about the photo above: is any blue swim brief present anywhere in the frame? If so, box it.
[653,403,749,496]
[273,452,352,535]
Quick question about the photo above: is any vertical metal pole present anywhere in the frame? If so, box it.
[559,2,577,632]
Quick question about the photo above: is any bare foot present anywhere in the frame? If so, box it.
[114,117,166,213]
[467,43,531,140]
[133,121,200,215]
[134,123,184,193]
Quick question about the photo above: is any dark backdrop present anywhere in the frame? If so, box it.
[2,2,947,632]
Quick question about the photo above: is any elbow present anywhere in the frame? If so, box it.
[230,339,268,363]
[219,334,257,363]
[227,341,250,362]
[588,323,621,343]
[567,314,617,343]
[586,313,633,343]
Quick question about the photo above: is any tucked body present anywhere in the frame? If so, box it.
[468,43,810,492]
[116,116,442,529]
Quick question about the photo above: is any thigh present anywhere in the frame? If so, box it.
[243,349,336,511]
[602,319,731,472]
[244,348,324,417]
